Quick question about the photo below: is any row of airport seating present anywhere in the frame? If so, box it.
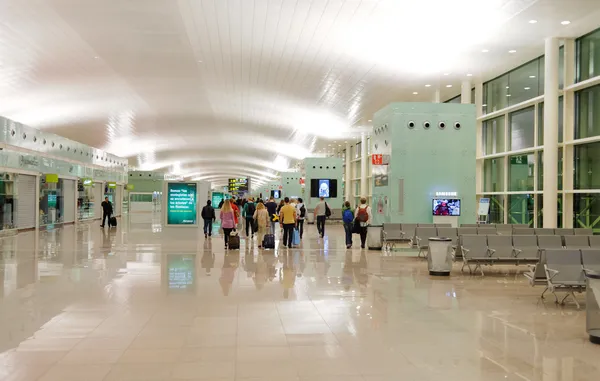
[460,234,600,276]
[530,249,600,307]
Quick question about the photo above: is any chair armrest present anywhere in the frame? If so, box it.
[513,248,522,257]
[583,268,600,277]
[545,266,559,281]
[487,248,496,257]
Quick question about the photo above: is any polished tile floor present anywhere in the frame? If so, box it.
[0,213,599,381]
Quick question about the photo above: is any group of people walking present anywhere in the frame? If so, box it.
[201,195,372,250]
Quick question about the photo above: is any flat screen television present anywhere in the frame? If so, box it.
[432,198,461,216]
[270,190,281,199]
[310,179,338,198]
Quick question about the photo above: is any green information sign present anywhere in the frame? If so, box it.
[167,254,196,292]
[510,155,528,165]
[167,183,197,225]
[212,192,224,208]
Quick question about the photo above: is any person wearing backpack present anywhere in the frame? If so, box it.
[243,197,257,238]
[354,197,373,249]
[342,201,354,249]
[296,198,306,239]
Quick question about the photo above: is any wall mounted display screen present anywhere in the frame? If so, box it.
[432,199,461,216]
[167,183,197,225]
[167,254,195,292]
[270,190,280,199]
[228,178,248,194]
[212,192,224,208]
[310,179,338,198]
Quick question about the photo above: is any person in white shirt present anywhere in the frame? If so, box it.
[354,197,373,249]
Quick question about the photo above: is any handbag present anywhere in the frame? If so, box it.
[352,219,362,234]
[292,228,301,246]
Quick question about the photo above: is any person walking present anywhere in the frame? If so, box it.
[243,198,257,238]
[342,201,354,249]
[219,200,236,249]
[296,198,306,239]
[231,198,241,229]
[265,197,278,233]
[100,197,113,228]
[354,197,373,249]
[253,202,270,248]
[314,197,327,237]
[201,200,216,238]
[279,197,297,248]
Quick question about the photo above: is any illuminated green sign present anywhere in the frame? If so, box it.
[167,183,197,225]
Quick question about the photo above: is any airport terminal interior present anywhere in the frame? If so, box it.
[3,0,600,380]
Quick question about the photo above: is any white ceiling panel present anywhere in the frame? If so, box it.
[1,0,600,187]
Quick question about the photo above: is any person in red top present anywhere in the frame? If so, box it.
[231,199,240,225]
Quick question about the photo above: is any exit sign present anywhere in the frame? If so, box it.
[510,155,528,165]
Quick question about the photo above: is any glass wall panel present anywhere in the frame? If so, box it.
[482,116,505,155]
[508,153,534,191]
[483,158,504,192]
[484,195,505,224]
[537,194,563,228]
[574,141,600,189]
[574,194,600,233]
[445,95,461,104]
[538,97,564,144]
[0,173,17,230]
[577,28,600,82]
[538,148,563,191]
[509,107,535,150]
[575,84,600,139]
[40,178,64,227]
[508,194,534,226]
[354,142,362,159]
[508,58,542,105]
[77,179,95,220]
[483,74,509,114]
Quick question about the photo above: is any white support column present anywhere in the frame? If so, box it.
[543,37,560,228]
[475,82,484,196]
[433,89,441,103]
[563,38,576,228]
[345,143,352,202]
[360,134,368,198]
[461,80,472,104]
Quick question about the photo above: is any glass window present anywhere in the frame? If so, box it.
[484,195,505,224]
[484,158,504,192]
[482,115,505,155]
[575,84,600,139]
[509,107,535,150]
[0,173,17,230]
[574,194,600,233]
[445,95,461,104]
[40,177,64,227]
[577,28,600,82]
[508,194,534,226]
[538,97,564,144]
[507,58,543,105]
[483,74,509,114]
[508,153,534,191]
[77,179,95,220]
[537,194,563,228]
[559,45,565,90]
[354,142,362,159]
[471,88,475,105]
[537,148,563,191]
[574,141,600,189]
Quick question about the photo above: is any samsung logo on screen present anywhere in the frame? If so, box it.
[435,191,457,197]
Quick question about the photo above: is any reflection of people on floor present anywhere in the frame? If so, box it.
[101,228,115,256]
[314,250,331,280]
[262,253,277,281]
[342,251,369,291]
[280,253,296,299]
[243,253,257,278]
[253,254,268,290]
[201,251,215,276]
[219,253,239,296]
[293,250,306,278]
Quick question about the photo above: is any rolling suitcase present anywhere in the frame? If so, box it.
[109,216,117,227]
[262,234,275,249]
[228,232,240,250]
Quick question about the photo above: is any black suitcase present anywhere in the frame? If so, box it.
[109,216,117,227]
[262,234,275,249]
[228,233,240,250]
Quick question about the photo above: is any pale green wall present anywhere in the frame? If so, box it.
[371,102,476,224]
[127,171,164,193]
[304,157,344,209]
[281,172,303,200]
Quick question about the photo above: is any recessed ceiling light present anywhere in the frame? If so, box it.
[529,75,536,78]
[506,86,510,89]
[368,119,372,122]
[561,20,571,25]
[443,73,450,76]
[506,94,512,97]
[466,73,473,77]
[529,20,537,24]
[524,87,531,90]
[94,56,99,59]
[412,92,418,95]
[328,144,331,146]
[446,85,452,88]
[425,84,431,87]
[509,50,517,53]
[482,49,489,53]
[197,60,203,63]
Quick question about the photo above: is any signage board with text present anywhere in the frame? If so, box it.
[228,178,248,194]
[167,183,197,225]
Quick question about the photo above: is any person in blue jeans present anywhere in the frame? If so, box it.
[342,201,354,249]
[201,200,216,238]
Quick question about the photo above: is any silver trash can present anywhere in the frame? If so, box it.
[306,213,315,224]
[427,237,453,276]
[367,225,383,250]
[585,270,600,345]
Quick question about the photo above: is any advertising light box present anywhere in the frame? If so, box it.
[167,183,197,225]
[167,254,196,292]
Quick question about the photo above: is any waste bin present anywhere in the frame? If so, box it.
[585,271,600,345]
[427,237,453,276]
[367,225,383,250]
[306,213,315,224]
